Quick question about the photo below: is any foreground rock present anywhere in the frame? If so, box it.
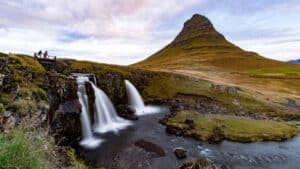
[179,158,217,169]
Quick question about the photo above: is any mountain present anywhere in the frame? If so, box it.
[133,14,296,72]
[289,59,300,64]
[132,14,300,106]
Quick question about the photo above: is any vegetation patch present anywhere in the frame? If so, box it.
[144,75,211,100]
[0,130,51,169]
[0,103,4,114]
[165,111,299,143]
[249,66,300,78]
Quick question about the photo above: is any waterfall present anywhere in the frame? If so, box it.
[90,83,131,134]
[76,76,102,149]
[125,80,162,115]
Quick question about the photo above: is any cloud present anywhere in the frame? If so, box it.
[0,0,299,64]
[0,0,204,65]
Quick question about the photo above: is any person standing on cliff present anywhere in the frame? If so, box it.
[38,50,42,58]
[44,50,48,59]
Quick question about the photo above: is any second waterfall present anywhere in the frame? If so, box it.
[90,82,131,134]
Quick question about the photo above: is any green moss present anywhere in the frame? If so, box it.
[0,130,50,169]
[9,99,37,116]
[166,111,299,142]
[0,103,4,114]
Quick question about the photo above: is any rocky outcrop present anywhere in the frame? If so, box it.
[211,84,239,95]
[167,93,229,114]
[46,74,81,145]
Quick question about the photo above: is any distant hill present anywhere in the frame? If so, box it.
[133,14,297,72]
[289,59,300,64]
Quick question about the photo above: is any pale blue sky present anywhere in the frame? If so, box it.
[0,0,299,65]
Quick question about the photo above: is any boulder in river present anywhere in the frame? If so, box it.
[174,148,187,159]
[134,139,166,157]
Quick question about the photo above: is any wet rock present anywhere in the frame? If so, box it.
[174,148,187,159]
[117,105,138,120]
[166,125,183,135]
[179,158,217,169]
[134,139,166,157]
[50,100,81,145]
[287,98,297,108]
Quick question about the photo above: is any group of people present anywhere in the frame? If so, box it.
[34,50,56,60]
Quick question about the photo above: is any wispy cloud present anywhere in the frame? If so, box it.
[0,0,299,64]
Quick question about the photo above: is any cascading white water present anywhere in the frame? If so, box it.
[90,83,131,134]
[125,80,162,115]
[76,76,102,149]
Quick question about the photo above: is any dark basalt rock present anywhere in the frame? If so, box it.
[117,105,138,120]
[174,148,187,159]
[166,125,183,136]
[134,139,166,157]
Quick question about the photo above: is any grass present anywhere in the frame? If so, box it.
[8,54,46,74]
[9,99,37,116]
[249,66,300,78]
[166,111,299,142]
[144,75,211,100]
[68,60,132,76]
[0,130,50,169]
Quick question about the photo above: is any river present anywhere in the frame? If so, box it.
[76,113,300,169]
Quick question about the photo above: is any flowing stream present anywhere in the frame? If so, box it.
[77,113,300,169]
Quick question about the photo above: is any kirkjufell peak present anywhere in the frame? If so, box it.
[174,14,225,43]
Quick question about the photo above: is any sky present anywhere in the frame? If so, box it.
[0,0,299,65]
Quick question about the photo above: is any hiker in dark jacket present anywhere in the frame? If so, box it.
[38,50,42,57]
